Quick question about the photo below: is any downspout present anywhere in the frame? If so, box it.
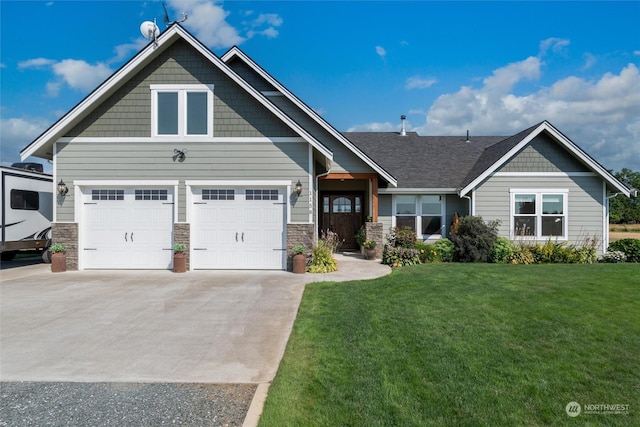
[314,161,332,241]
[460,194,472,216]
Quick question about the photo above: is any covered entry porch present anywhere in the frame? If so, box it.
[318,173,379,250]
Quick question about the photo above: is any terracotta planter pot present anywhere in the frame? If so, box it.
[293,253,306,274]
[51,252,66,273]
[173,252,187,273]
[363,248,377,260]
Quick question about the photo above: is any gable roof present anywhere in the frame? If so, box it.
[458,121,631,197]
[347,120,632,197]
[221,47,397,187]
[21,24,333,161]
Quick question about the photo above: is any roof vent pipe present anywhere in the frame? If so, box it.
[465,130,470,143]
[400,115,407,136]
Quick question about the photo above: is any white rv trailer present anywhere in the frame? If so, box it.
[1,163,53,261]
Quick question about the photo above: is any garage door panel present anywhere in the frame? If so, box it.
[191,188,285,270]
[81,188,174,270]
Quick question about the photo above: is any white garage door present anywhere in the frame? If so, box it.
[81,188,174,269]
[191,188,286,269]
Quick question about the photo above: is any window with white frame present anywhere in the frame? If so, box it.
[511,190,567,238]
[151,84,213,137]
[394,195,444,237]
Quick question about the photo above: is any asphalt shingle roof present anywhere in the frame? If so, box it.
[343,132,509,189]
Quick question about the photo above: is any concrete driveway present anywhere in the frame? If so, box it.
[1,253,390,384]
[1,265,308,384]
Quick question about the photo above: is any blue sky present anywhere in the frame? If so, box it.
[1,1,639,173]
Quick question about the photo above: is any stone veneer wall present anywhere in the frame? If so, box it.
[365,222,384,259]
[52,223,79,270]
[173,223,190,271]
[286,224,315,271]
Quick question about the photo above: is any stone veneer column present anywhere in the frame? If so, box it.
[365,222,384,259]
[51,223,79,270]
[173,223,190,271]
[286,224,315,272]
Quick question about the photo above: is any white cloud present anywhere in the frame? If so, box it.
[112,38,149,63]
[406,76,437,90]
[347,121,397,132]
[539,37,570,56]
[169,0,244,48]
[0,117,50,166]
[376,46,386,58]
[419,57,640,171]
[18,58,56,69]
[19,57,112,96]
[582,52,597,70]
[52,59,112,91]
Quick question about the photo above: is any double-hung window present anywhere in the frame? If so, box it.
[394,195,444,238]
[511,189,567,239]
[151,84,213,137]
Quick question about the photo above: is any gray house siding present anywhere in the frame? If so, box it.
[498,133,590,173]
[474,175,605,252]
[55,139,310,223]
[226,58,276,92]
[378,195,393,239]
[267,95,375,174]
[445,194,469,237]
[67,40,296,139]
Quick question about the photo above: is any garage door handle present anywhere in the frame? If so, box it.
[193,248,207,251]
[125,232,127,242]
[131,232,134,242]
[242,232,244,242]
[236,232,238,242]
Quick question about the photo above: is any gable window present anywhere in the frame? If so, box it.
[151,84,213,137]
[511,190,567,239]
[393,195,444,238]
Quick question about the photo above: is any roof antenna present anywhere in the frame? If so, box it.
[162,1,188,28]
[400,115,407,136]
[465,129,470,143]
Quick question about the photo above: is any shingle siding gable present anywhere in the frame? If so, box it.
[67,40,296,138]
[498,132,590,173]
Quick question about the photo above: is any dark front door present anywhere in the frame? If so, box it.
[320,193,364,250]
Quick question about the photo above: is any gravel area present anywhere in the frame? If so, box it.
[0,382,256,426]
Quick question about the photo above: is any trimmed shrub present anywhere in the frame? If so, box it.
[489,237,514,263]
[599,250,627,263]
[387,226,417,248]
[450,216,500,262]
[608,238,640,262]
[415,241,438,263]
[433,238,455,262]
[382,246,421,267]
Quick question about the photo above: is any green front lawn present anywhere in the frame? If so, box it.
[260,264,639,426]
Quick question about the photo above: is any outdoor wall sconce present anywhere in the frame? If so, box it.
[57,180,69,196]
[173,148,188,161]
[295,180,303,196]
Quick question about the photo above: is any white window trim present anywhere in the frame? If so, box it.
[150,84,214,138]
[392,195,446,240]
[509,189,569,240]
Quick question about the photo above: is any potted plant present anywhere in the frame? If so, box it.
[50,243,66,273]
[292,245,306,274]
[363,240,378,260]
[173,243,187,273]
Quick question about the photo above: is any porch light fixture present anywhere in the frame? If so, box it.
[57,180,69,196]
[295,180,303,196]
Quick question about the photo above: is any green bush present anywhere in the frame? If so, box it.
[450,216,500,262]
[355,226,366,247]
[509,245,535,264]
[489,237,514,263]
[599,250,627,263]
[433,238,455,262]
[511,240,597,264]
[385,226,417,248]
[608,238,640,262]
[382,246,421,267]
[415,241,438,263]
[308,239,338,273]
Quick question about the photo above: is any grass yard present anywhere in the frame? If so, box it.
[259,264,639,426]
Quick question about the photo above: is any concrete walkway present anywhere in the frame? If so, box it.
[0,253,390,426]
